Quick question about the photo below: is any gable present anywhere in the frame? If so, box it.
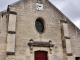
[3,0,79,29]
[0,0,80,31]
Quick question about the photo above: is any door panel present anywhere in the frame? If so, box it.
[35,51,48,60]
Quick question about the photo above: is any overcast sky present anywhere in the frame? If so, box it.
[0,0,80,29]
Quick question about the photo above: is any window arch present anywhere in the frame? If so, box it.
[35,18,44,33]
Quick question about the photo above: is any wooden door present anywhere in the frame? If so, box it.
[76,57,80,60]
[35,51,48,60]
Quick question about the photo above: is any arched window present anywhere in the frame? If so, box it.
[35,18,44,33]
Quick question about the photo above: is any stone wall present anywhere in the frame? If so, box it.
[0,13,7,60]
[67,19,80,58]
[0,0,80,60]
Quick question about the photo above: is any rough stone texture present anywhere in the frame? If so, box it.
[0,14,7,60]
[8,14,17,31]
[0,0,80,60]
[62,23,69,37]
[67,19,80,57]
[6,13,17,55]
[65,39,72,54]
[6,34,15,53]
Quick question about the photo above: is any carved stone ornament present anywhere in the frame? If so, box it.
[28,39,54,53]
[28,39,54,47]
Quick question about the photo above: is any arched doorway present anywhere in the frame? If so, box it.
[34,51,48,60]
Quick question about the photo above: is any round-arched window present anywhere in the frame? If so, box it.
[35,18,44,33]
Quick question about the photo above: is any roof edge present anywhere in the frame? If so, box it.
[48,0,80,30]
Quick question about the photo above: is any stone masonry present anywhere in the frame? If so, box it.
[0,0,80,60]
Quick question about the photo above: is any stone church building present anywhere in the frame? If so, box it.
[0,0,80,60]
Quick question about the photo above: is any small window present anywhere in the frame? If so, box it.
[75,57,80,60]
[35,18,44,33]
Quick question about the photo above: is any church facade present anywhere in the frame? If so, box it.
[0,0,80,60]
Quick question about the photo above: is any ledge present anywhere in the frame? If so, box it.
[28,39,54,47]
[8,31,16,34]
[6,52,15,55]
[64,36,70,39]
[67,53,73,56]
[60,20,68,23]
[2,11,17,17]
[8,11,17,15]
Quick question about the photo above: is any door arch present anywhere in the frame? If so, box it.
[34,51,48,60]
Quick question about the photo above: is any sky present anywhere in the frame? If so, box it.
[49,0,80,29]
[0,0,80,29]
